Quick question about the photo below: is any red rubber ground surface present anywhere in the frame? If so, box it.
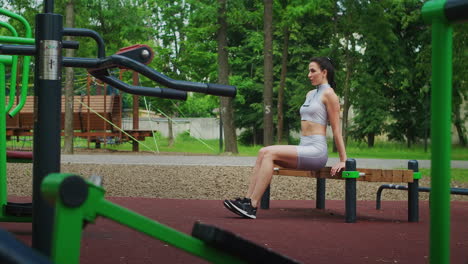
[1,198,467,264]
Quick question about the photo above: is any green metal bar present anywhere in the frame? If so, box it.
[0,63,6,210]
[0,21,19,112]
[0,36,34,45]
[98,200,244,264]
[50,199,85,263]
[0,8,32,117]
[422,1,452,264]
[0,56,13,64]
[42,173,246,264]
[0,59,31,223]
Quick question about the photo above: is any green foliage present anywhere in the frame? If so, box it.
[2,0,466,149]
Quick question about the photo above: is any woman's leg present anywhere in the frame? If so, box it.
[245,148,267,198]
[247,145,298,208]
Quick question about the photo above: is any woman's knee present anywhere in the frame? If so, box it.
[258,146,272,158]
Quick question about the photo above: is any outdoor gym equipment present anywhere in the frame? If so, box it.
[0,1,236,257]
[0,11,78,222]
[37,173,300,264]
[421,0,468,263]
[376,185,468,210]
[0,17,33,221]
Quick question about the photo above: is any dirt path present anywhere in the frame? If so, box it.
[7,159,468,202]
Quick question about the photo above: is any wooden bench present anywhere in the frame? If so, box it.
[261,159,421,223]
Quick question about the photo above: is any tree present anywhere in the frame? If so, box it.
[63,0,75,154]
[263,0,274,146]
[452,23,468,147]
[217,0,238,153]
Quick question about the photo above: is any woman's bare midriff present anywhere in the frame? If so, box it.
[301,120,326,136]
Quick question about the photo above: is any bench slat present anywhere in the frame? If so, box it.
[274,166,414,183]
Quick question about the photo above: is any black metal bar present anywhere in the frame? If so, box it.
[345,159,357,223]
[260,185,270,209]
[376,184,468,210]
[408,160,419,222]
[31,12,62,257]
[44,0,54,13]
[100,55,237,97]
[62,28,105,58]
[0,45,36,55]
[0,41,78,56]
[445,0,468,23]
[62,57,100,68]
[316,178,326,209]
[93,73,187,100]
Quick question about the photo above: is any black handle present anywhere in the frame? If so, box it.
[63,52,237,98]
[63,27,105,58]
[89,69,187,100]
[108,55,237,97]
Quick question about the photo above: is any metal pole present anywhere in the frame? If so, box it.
[44,0,54,13]
[429,19,452,263]
[316,178,326,209]
[32,11,63,256]
[260,185,270,209]
[345,158,357,223]
[408,160,419,222]
[422,1,452,263]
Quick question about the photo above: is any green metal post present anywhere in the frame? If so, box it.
[0,63,6,209]
[0,22,19,112]
[422,1,452,264]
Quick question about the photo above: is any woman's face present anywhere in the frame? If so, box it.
[308,62,328,86]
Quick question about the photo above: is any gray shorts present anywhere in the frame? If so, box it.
[296,135,328,170]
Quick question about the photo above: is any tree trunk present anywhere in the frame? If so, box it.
[168,118,174,147]
[367,132,375,148]
[277,25,289,144]
[453,102,467,146]
[63,0,75,154]
[342,55,352,147]
[217,0,238,154]
[263,0,274,146]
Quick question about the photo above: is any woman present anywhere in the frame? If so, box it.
[224,57,347,219]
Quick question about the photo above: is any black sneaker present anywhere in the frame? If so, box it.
[223,197,248,216]
[228,198,257,219]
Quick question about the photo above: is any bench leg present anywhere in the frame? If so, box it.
[408,160,419,222]
[260,185,270,209]
[345,158,357,223]
[345,178,357,223]
[316,178,326,209]
[408,180,419,222]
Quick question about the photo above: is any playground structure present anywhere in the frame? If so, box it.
[3,46,158,151]
[0,0,466,263]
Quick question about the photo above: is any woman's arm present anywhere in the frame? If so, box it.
[323,89,347,176]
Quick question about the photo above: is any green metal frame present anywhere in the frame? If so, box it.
[0,13,33,222]
[421,0,467,263]
[42,173,246,264]
[0,54,31,222]
[0,8,32,117]
[0,21,18,112]
[413,172,422,180]
[341,171,360,179]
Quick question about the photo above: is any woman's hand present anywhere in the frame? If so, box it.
[331,161,345,177]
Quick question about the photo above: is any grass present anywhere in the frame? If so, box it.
[5,134,467,160]
[419,168,468,183]
[6,135,467,183]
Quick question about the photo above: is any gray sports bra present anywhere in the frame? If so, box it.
[300,83,329,126]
